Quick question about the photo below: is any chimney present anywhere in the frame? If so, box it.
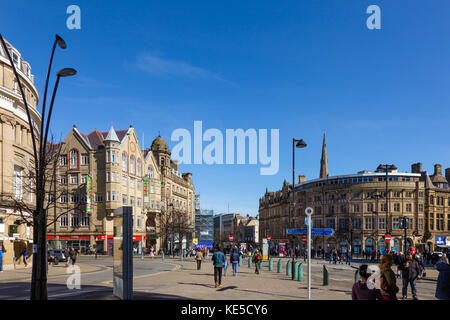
[445,168,450,182]
[434,164,442,176]
[298,175,306,184]
[411,162,422,174]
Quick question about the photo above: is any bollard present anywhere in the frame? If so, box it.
[162,252,165,261]
[239,255,243,267]
[298,263,303,281]
[248,257,252,268]
[286,260,291,276]
[269,258,273,271]
[180,253,184,261]
[323,265,329,286]
[277,259,282,273]
[141,251,145,260]
[354,269,360,283]
[294,261,299,280]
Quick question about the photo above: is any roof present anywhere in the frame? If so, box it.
[103,126,120,143]
[151,135,171,154]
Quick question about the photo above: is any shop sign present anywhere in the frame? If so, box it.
[435,236,446,246]
[143,176,149,207]
[86,174,92,212]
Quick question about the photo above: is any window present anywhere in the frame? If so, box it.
[137,216,142,228]
[106,172,111,182]
[151,200,155,209]
[339,218,347,230]
[60,194,67,203]
[380,203,387,212]
[326,219,335,229]
[81,174,87,184]
[419,204,424,212]
[81,213,89,227]
[106,192,110,201]
[406,203,412,212]
[392,217,400,230]
[353,204,360,213]
[130,196,135,206]
[447,215,450,231]
[122,152,127,172]
[106,151,110,163]
[71,213,79,227]
[137,181,142,190]
[130,156,135,175]
[122,175,127,187]
[137,159,142,177]
[70,174,78,185]
[60,175,67,185]
[365,217,374,229]
[111,151,116,163]
[69,149,79,169]
[137,198,142,207]
[430,213,434,230]
[328,206,334,215]
[418,218,424,231]
[394,203,400,212]
[112,191,119,202]
[378,218,385,230]
[367,203,374,212]
[150,185,154,193]
[48,194,56,203]
[352,218,362,229]
[122,194,127,205]
[148,166,154,178]
[60,155,68,166]
[60,214,68,227]
[437,214,444,231]
[14,166,23,200]
[95,193,103,202]
[81,154,89,165]
[130,178,135,189]
[70,193,79,203]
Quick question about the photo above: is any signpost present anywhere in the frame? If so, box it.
[229,235,233,242]
[305,207,313,300]
[385,234,391,243]
[267,236,271,241]
[302,236,307,243]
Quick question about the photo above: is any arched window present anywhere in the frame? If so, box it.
[130,155,136,175]
[69,149,79,169]
[122,152,127,172]
[148,165,154,178]
[137,159,142,177]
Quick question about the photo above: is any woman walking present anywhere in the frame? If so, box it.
[252,250,262,274]
[230,249,239,276]
[379,254,399,300]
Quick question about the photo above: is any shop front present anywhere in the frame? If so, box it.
[391,239,400,253]
[378,239,386,255]
[365,238,374,252]
[94,235,114,255]
[49,235,92,253]
[353,239,361,256]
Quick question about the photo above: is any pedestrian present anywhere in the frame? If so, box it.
[252,249,262,274]
[212,245,225,288]
[150,246,155,260]
[399,252,421,300]
[435,260,450,300]
[352,265,381,300]
[0,245,3,272]
[64,247,70,267]
[196,249,203,270]
[346,250,352,265]
[94,245,98,259]
[224,258,229,277]
[23,248,28,267]
[69,248,78,266]
[379,254,399,300]
[230,249,239,276]
[439,253,449,265]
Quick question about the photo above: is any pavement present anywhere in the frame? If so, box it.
[0,255,440,300]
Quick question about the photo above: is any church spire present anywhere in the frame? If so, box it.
[320,132,328,178]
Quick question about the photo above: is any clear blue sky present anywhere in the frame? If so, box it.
[2,1,450,216]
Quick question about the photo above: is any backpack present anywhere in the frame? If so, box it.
[380,271,399,295]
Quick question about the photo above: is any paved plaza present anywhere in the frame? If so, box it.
[0,255,440,300]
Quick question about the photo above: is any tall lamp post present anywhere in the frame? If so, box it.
[378,164,397,253]
[0,34,76,300]
[291,138,307,280]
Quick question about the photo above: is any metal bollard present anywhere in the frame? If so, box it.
[269,258,273,271]
[294,261,299,280]
[162,252,165,261]
[248,257,252,268]
[286,260,291,276]
[141,251,145,260]
[354,269,360,283]
[239,256,243,267]
[298,263,303,281]
[180,253,184,261]
[277,259,282,273]
[323,265,329,286]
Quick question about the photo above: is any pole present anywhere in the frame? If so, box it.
[307,212,311,300]
[291,139,295,280]
[385,165,389,253]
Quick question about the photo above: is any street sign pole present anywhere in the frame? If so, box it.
[305,207,313,300]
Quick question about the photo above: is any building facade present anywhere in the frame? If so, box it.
[0,39,39,269]
[47,127,195,254]
[259,137,450,255]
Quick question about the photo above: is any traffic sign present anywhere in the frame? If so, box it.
[302,236,307,243]
[287,228,335,236]
[229,235,233,241]
[385,234,391,243]
[267,236,271,241]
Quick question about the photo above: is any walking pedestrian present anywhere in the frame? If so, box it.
[438,253,449,265]
[346,250,352,265]
[0,245,3,272]
[64,247,70,267]
[69,248,78,266]
[224,258,229,277]
[252,250,262,274]
[196,249,203,270]
[352,265,381,300]
[23,248,28,267]
[379,254,399,300]
[230,249,239,276]
[399,252,421,300]
[212,246,225,288]
[435,259,450,300]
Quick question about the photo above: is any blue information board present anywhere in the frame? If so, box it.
[287,228,335,236]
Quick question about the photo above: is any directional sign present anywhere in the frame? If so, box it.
[287,228,335,236]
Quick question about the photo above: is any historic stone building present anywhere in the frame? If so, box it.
[259,136,450,255]
[0,38,39,269]
[48,127,195,254]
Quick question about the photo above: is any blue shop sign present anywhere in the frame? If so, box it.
[435,236,446,246]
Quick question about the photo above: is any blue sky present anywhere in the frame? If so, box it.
[2,1,450,215]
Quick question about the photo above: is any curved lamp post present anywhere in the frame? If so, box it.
[0,34,76,300]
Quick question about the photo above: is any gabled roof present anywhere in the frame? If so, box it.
[72,126,92,150]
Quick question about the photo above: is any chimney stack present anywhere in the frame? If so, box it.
[411,162,422,174]
[298,175,306,184]
[434,164,442,176]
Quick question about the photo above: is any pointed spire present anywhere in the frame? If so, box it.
[104,125,120,143]
[320,132,329,178]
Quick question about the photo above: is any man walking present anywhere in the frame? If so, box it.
[69,248,78,266]
[252,250,262,274]
[196,249,203,270]
[212,246,225,288]
[399,252,421,300]
[230,249,239,276]
[0,245,3,272]
[64,247,70,267]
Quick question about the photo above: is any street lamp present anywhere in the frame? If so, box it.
[378,164,397,253]
[291,138,307,280]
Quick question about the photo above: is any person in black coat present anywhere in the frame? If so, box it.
[399,253,421,299]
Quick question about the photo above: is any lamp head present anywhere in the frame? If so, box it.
[55,35,67,49]
[295,139,307,148]
[57,68,77,77]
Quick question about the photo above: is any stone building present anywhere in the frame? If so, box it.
[47,128,195,254]
[0,38,38,269]
[259,136,450,255]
